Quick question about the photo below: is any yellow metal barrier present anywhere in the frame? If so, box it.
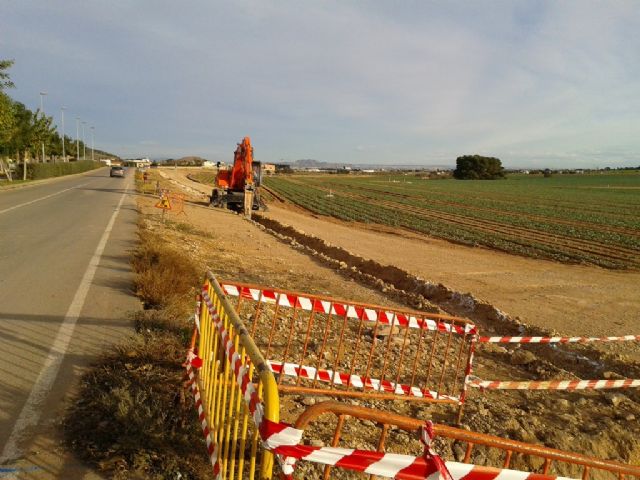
[192,272,281,479]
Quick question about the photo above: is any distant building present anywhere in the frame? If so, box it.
[203,161,216,169]
[133,158,151,168]
[262,163,276,175]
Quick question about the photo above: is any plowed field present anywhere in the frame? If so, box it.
[263,173,640,269]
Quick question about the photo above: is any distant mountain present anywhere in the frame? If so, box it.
[289,159,352,169]
[176,156,208,164]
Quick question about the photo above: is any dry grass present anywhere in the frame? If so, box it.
[131,227,201,309]
[64,331,209,479]
[64,220,210,479]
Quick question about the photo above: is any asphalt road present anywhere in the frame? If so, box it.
[0,168,140,479]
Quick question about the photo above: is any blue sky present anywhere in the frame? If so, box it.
[1,1,638,167]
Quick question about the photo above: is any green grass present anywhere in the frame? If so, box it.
[264,171,640,269]
[189,172,217,185]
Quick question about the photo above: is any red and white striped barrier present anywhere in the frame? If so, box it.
[445,462,575,480]
[468,377,640,391]
[200,289,302,447]
[190,285,579,480]
[184,351,220,477]
[272,445,576,480]
[479,334,640,344]
[196,287,459,479]
[221,283,477,335]
[268,360,460,402]
[472,334,640,391]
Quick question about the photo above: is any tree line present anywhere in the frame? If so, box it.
[0,59,114,164]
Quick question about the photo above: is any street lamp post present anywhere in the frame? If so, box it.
[39,91,47,162]
[90,126,95,161]
[75,117,80,161]
[81,121,86,160]
[61,107,66,162]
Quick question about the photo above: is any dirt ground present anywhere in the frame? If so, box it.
[142,167,640,474]
[159,167,640,338]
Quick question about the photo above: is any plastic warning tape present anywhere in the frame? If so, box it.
[184,351,221,477]
[444,462,575,480]
[479,334,640,344]
[200,287,454,479]
[273,446,575,480]
[467,376,640,390]
[200,289,302,448]
[268,360,460,402]
[198,286,574,480]
[195,288,573,480]
[221,283,477,335]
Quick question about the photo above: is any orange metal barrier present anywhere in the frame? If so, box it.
[294,401,640,480]
[219,281,477,413]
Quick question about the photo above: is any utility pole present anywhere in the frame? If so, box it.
[76,117,80,161]
[61,107,66,162]
[90,126,95,161]
[39,91,47,162]
[81,121,86,160]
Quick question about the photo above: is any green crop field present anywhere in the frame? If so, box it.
[263,171,640,269]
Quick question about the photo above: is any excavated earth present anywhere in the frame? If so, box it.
[147,168,640,476]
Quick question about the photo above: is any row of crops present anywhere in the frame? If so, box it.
[263,172,640,269]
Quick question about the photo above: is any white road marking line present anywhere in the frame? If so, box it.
[0,184,130,464]
[0,183,89,215]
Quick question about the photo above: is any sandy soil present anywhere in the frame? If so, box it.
[160,167,640,337]
[147,168,403,307]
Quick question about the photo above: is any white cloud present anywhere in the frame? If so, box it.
[1,1,639,166]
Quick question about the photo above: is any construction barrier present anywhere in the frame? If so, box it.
[186,273,640,479]
[220,281,477,409]
[294,401,640,480]
[468,334,640,391]
[186,273,283,479]
[188,273,467,479]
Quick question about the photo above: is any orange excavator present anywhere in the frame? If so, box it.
[210,137,263,213]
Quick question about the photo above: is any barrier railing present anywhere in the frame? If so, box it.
[219,281,477,411]
[187,273,462,480]
[468,334,640,391]
[294,401,640,480]
[187,272,281,479]
[185,273,640,480]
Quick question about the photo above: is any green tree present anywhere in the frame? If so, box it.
[0,60,15,150]
[30,110,57,161]
[7,102,34,160]
[0,59,15,90]
[0,93,15,148]
[453,155,505,180]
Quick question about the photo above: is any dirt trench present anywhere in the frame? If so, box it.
[252,215,640,380]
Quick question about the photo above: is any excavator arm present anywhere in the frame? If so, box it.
[229,137,254,191]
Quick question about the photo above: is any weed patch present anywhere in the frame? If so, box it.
[64,332,208,479]
[131,227,201,309]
